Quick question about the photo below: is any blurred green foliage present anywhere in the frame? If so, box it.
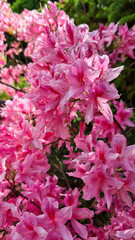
[8,0,56,13]
[0,91,11,100]
[8,0,135,28]
[57,0,135,28]
[9,0,42,13]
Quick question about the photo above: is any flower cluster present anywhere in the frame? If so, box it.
[94,22,135,65]
[0,1,135,239]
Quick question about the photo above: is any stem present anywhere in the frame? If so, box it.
[69,98,80,112]
[20,42,28,65]
[80,0,86,13]
[56,157,70,189]
[17,191,42,212]
[121,72,133,107]
[43,138,61,147]
[5,175,13,186]
[43,138,73,147]
[67,125,76,137]
[4,175,42,212]
[113,116,126,136]
[79,0,91,25]
[125,127,135,135]
[0,80,26,93]
[0,100,5,107]
[39,1,43,11]
[125,61,135,70]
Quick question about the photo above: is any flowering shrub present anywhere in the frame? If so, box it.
[0,1,135,239]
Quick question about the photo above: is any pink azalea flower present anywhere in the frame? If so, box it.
[64,188,93,239]
[10,212,47,240]
[37,197,73,240]
[83,165,123,208]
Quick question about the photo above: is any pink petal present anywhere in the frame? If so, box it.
[116,229,135,239]
[98,98,113,122]
[106,66,124,82]
[57,223,73,240]
[0,158,6,182]
[120,189,132,207]
[32,139,43,150]
[85,102,94,124]
[111,134,126,154]
[71,218,88,239]
[74,208,94,220]
[56,206,72,224]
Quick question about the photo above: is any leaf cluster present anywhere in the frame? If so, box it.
[9,0,43,13]
[58,0,135,28]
